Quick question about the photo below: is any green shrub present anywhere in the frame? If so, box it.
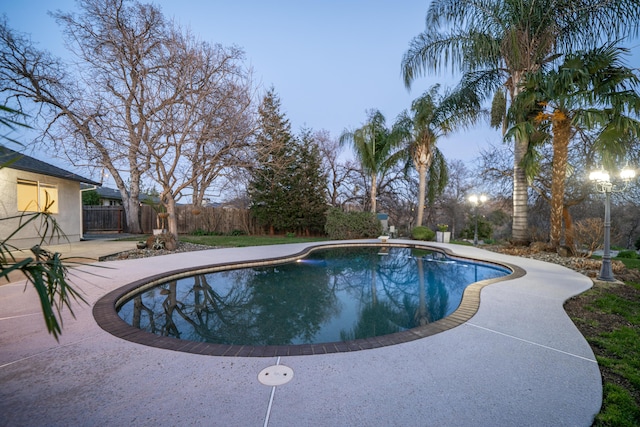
[635,236,640,251]
[324,208,382,239]
[230,229,246,236]
[616,250,638,259]
[412,226,435,241]
[82,189,100,205]
[460,216,493,240]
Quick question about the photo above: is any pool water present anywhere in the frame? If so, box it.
[117,246,509,346]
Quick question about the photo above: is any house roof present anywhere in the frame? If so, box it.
[80,184,120,199]
[95,186,122,200]
[0,146,101,185]
[80,184,162,204]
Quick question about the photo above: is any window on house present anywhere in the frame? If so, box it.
[17,179,59,214]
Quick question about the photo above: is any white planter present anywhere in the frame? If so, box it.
[436,231,451,243]
[153,229,166,235]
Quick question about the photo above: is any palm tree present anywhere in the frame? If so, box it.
[401,0,640,244]
[396,85,482,226]
[510,44,640,249]
[340,110,405,213]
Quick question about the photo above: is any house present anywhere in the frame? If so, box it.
[0,146,101,248]
[81,184,123,206]
[95,186,123,206]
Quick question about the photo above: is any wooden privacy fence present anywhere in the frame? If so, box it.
[83,205,259,235]
[83,206,125,233]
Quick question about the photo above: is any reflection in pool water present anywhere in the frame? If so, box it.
[117,246,509,346]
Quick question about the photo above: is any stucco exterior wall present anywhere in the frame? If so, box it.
[0,167,82,249]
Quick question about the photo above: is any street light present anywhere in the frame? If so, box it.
[589,165,636,282]
[468,194,487,246]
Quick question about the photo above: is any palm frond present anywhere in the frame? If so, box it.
[0,212,89,341]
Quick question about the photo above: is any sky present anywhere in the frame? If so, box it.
[2,0,639,184]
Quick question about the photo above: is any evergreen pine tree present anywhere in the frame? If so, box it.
[249,90,328,235]
[249,88,294,234]
[291,129,328,235]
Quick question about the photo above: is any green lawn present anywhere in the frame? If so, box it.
[567,278,640,426]
[591,255,640,270]
[180,234,329,247]
[618,258,640,270]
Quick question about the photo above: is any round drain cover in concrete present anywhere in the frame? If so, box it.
[258,365,294,386]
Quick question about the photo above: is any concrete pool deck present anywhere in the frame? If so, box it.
[0,240,601,426]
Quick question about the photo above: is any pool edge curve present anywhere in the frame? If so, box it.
[92,241,525,357]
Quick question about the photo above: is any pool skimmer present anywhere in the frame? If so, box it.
[258,364,294,386]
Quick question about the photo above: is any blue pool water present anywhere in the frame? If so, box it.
[117,246,509,346]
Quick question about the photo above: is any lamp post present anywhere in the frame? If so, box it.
[468,194,487,246]
[589,166,636,282]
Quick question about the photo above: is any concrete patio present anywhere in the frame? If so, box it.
[0,240,601,426]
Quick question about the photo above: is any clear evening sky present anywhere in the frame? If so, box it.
[2,0,639,172]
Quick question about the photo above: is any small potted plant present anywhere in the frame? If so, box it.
[436,224,451,243]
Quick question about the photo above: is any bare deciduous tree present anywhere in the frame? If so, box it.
[435,160,474,237]
[314,129,359,207]
[0,0,255,236]
[146,28,255,237]
[1,2,165,232]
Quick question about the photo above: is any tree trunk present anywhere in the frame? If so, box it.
[123,197,142,234]
[512,137,529,244]
[416,162,427,227]
[510,72,530,245]
[370,172,377,213]
[563,205,575,250]
[166,195,179,239]
[549,114,571,249]
[110,164,142,234]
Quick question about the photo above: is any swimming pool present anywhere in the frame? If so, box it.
[98,243,518,356]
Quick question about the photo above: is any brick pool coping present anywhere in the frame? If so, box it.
[93,242,525,357]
